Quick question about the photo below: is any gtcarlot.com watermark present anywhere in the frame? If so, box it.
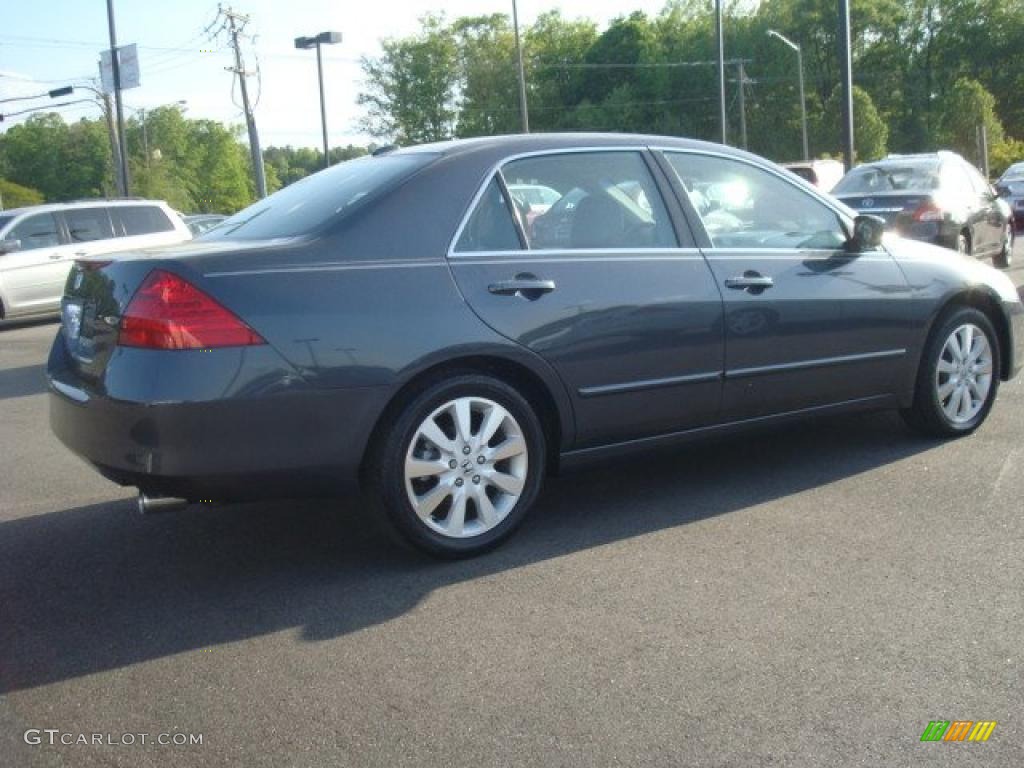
[24,729,203,747]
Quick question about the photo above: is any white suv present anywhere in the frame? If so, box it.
[0,199,192,321]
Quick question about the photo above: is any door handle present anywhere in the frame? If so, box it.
[488,275,556,299]
[49,253,63,260]
[724,272,774,292]
[75,251,88,257]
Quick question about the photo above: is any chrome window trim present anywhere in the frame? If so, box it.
[447,146,681,259]
[652,146,857,249]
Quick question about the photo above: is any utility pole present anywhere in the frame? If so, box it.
[737,61,748,150]
[221,6,267,198]
[512,0,529,133]
[715,0,727,144]
[105,0,130,195]
[837,0,855,170]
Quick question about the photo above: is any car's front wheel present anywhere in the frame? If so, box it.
[368,374,546,557]
[901,306,1000,437]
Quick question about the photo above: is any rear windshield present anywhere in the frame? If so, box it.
[204,153,436,241]
[0,214,14,233]
[833,161,940,194]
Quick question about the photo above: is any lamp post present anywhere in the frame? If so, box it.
[511,0,529,133]
[51,82,126,196]
[295,31,342,169]
[767,30,809,162]
[715,0,726,144]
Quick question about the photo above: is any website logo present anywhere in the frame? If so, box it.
[920,720,997,742]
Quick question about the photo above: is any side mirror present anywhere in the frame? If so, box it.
[0,238,21,255]
[847,215,885,252]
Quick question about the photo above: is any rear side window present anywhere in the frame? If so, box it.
[8,213,62,250]
[454,178,522,253]
[204,153,436,241]
[65,208,114,242]
[112,205,175,236]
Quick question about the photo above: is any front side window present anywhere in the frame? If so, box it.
[7,213,62,251]
[666,153,847,250]
[112,205,174,237]
[501,151,678,251]
[65,208,114,242]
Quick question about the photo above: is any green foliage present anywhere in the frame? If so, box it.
[936,78,1005,164]
[357,0,1024,167]
[990,138,1024,178]
[0,178,44,209]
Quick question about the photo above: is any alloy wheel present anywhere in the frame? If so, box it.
[403,396,528,538]
[935,323,993,424]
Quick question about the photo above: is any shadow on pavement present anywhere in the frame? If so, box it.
[0,364,47,401]
[0,411,938,693]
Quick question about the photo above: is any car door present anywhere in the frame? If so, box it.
[447,149,725,448]
[60,206,117,259]
[964,162,1005,255]
[659,150,915,421]
[0,212,69,314]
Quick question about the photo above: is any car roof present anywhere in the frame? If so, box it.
[0,199,171,218]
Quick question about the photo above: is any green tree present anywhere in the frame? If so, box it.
[817,85,889,162]
[358,15,459,143]
[0,178,45,208]
[937,78,1005,164]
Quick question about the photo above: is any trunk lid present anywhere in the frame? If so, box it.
[833,192,934,228]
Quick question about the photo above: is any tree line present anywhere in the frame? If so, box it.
[358,0,1024,171]
[0,107,369,212]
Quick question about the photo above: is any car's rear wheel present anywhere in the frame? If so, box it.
[993,223,1013,269]
[367,374,545,557]
[901,306,1000,437]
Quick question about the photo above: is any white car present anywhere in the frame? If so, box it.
[0,199,191,321]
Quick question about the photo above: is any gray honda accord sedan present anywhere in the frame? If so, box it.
[48,134,1024,557]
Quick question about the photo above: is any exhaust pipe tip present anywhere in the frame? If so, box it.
[137,492,188,515]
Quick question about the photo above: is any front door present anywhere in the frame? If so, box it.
[448,149,724,448]
[660,150,914,421]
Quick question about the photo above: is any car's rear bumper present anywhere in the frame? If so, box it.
[47,333,386,500]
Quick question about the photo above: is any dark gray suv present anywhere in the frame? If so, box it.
[48,134,1024,557]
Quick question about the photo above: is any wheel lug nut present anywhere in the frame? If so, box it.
[462,446,471,455]
[449,460,457,469]
[473,475,480,484]
[477,455,485,464]
[455,478,464,487]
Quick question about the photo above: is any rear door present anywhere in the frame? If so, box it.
[0,212,69,314]
[659,150,914,421]
[448,149,724,448]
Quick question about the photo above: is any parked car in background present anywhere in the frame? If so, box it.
[0,200,191,321]
[48,134,1023,557]
[994,161,1024,232]
[783,159,845,192]
[183,213,228,236]
[507,183,560,216]
[833,151,1014,268]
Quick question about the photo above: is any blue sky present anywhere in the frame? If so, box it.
[1,0,669,147]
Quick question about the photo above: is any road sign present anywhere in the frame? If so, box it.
[99,43,140,92]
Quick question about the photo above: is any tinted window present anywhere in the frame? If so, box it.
[962,163,991,196]
[501,151,677,250]
[8,213,62,250]
[833,161,940,194]
[666,153,846,250]
[112,205,174,236]
[65,208,114,242]
[0,215,15,233]
[204,153,436,241]
[454,178,522,253]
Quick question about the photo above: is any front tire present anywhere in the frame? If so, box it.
[367,374,546,558]
[901,306,1000,437]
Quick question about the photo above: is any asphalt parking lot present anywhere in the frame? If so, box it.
[2,244,1023,767]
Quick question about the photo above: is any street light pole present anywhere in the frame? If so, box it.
[838,0,855,170]
[512,0,529,133]
[295,31,341,170]
[768,30,809,162]
[715,0,727,144]
[105,0,130,195]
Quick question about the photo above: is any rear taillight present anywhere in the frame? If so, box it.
[118,270,265,350]
[912,201,945,222]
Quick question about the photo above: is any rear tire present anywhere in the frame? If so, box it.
[993,223,1013,269]
[901,306,1000,437]
[366,374,546,558]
